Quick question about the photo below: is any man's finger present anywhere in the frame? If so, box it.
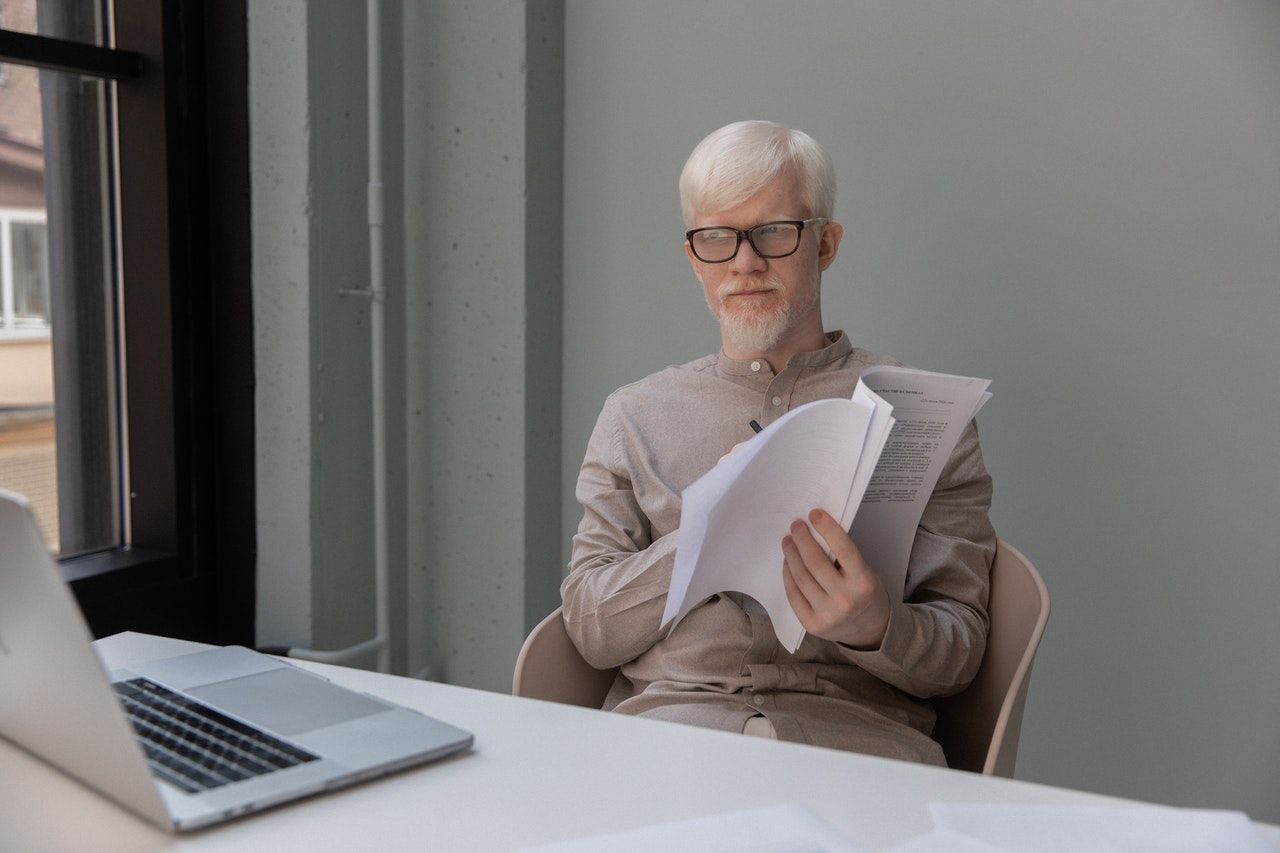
[808,508,869,577]
[782,534,826,607]
[788,519,843,596]
[781,549,816,625]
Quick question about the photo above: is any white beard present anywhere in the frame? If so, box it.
[709,274,819,355]
[719,303,791,353]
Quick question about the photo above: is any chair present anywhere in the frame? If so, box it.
[930,540,1049,776]
[513,539,1049,777]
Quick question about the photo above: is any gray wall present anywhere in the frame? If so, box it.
[560,0,1280,821]
[252,2,410,670]
[401,0,563,688]
[252,1,562,690]
[250,2,314,648]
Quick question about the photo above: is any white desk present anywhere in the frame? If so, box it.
[3,632,1276,852]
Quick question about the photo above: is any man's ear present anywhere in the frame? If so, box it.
[817,221,844,272]
[683,240,704,284]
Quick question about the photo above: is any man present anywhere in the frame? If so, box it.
[561,120,995,766]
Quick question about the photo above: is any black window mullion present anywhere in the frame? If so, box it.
[0,28,143,80]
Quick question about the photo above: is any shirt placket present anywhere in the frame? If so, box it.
[758,369,798,427]
[742,612,778,714]
[744,367,801,718]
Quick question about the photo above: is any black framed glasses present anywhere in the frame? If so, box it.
[685,218,826,263]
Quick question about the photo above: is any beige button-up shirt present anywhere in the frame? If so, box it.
[562,331,995,766]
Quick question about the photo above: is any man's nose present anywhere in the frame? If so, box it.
[729,236,767,274]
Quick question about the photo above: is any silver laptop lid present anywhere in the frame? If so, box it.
[0,491,171,828]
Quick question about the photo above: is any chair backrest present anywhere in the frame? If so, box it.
[932,540,1050,776]
[513,539,1048,777]
[512,608,618,708]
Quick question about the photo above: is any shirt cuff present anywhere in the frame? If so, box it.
[833,598,916,682]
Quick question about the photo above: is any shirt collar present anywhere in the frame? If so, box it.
[716,330,853,376]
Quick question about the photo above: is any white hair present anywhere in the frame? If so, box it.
[679,120,836,227]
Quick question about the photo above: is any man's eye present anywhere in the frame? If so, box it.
[701,230,731,241]
[756,225,782,237]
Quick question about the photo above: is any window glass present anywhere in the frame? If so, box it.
[0,18,120,555]
[0,0,108,46]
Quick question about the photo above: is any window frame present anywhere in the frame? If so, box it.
[0,2,254,644]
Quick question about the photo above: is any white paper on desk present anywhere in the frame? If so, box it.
[883,828,1006,852]
[663,397,877,653]
[849,367,991,600]
[928,802,1275,853]
[517,802,867,853]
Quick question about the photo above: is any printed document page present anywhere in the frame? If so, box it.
[849,367,990,599]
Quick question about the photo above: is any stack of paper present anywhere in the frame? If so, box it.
[661,395,885,653]
[663,366,990,651]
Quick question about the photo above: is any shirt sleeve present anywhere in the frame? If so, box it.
[560,394,679,670]
[834,420,996,698]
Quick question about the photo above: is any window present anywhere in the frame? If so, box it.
[0,1,254,643]
[1,210,48,332]
[7,216,49,327]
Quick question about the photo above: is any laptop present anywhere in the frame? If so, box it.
[0,490,474,832]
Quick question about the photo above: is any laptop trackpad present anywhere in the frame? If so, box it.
[188,667,389,736]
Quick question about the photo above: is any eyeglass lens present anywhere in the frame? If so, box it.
[691,222,801,262]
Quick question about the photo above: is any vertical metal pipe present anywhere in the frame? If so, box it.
[367,0,390,674]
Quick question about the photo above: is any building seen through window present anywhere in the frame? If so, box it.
[0,0,57,549]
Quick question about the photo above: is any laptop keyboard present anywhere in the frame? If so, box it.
[114,678,319,795]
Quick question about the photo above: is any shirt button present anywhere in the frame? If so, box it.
[753,695,765,706]
[750,361,761,372]
[772,396,782,407]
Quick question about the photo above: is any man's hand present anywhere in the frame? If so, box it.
[781,508,891,650]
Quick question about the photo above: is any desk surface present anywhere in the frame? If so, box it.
[3,632,1275,852]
